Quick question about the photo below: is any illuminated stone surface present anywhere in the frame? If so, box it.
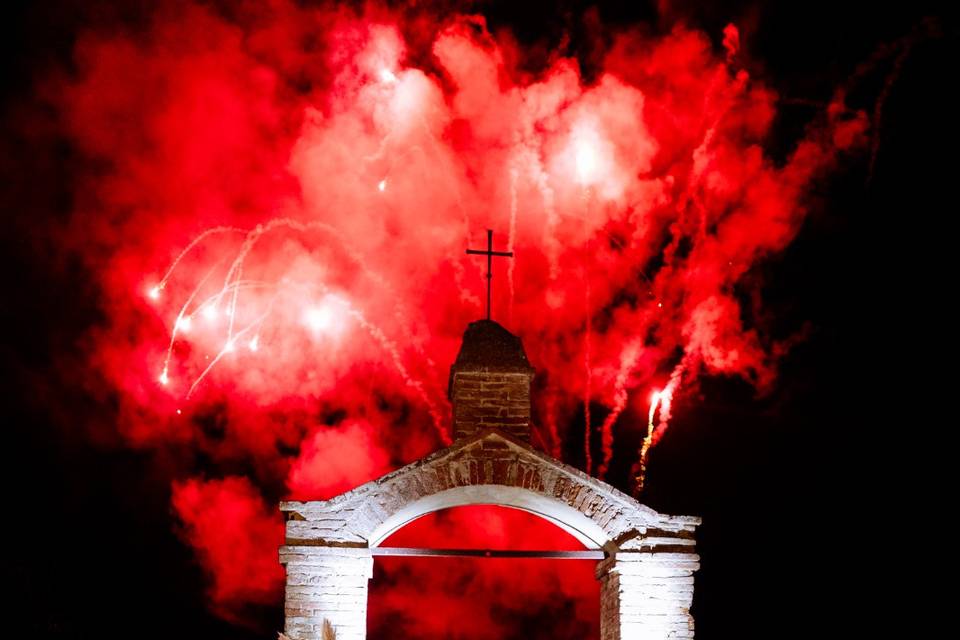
[279,322,700,639]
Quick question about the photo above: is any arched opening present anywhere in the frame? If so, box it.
[368,505,600,639]
[366,485,612,550]
[279,431,700,640]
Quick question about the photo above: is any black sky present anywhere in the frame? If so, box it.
[1,1,955,638]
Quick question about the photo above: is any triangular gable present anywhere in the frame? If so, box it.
[282,429,699,551]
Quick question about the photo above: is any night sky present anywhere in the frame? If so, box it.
[1,1,954,638]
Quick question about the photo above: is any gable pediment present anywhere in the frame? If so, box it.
[281,429,699,551]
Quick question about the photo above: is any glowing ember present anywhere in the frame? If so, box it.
[650,390,663,416]
[304,303,337,334]
[575,137,598,184]
[379,68,397,84]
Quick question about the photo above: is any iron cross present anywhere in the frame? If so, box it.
[466,229,513,320]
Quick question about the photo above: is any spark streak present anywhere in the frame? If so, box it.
[597,340,643,479]
[635,367,682,493]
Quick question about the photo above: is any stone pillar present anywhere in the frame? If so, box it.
[279,546,373,640]
[596,551,700,639]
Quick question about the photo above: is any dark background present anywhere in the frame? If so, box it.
[1,1,954,638]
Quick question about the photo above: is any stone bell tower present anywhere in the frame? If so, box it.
[448,319,535,442]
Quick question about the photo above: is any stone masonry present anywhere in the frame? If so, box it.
[596,552,700,639]
[280,546,372,640]
[280,321,701,639]
[448,319,535,441]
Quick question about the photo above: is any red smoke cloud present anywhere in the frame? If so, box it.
[171,477,285,621]
[39,0,867,634]
[371,505,599,639]
[287,418,393,499]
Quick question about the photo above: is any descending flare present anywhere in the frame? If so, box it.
[636,389,665,493]
[636,372,681,493]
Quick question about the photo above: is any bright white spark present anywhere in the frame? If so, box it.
[305,305,335,333]
[379,68,397,83]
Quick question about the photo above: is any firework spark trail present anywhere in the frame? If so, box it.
[421,141,477,311]
[507,163,519,323]
[226,261,243,342]
[217,219,290,321]
[182,279,297,397]
[415,113,472,230]
[360,126,398,165]
[583,283,592,474]
[299,292,453,444]
[345,301,450,445]
[404,115,480,309]
[525,147,561,281]
[544,384,562,459]
[187,302,278,398]
[181,278,449,443]
[635,364,683,493]
[635,391,663,494]
[213,217,390,309]
[155,225,247,292]
[867,33,916,183]
[246,289,282,352]
[597,339,643,479]
[156,216,454,431]
[581,181,594,475]
[165,279,278,390]
[201,216,387,345]
[160,263,224,383]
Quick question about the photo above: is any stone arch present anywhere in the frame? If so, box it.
[279,431,700,640]
[366,485,609,549]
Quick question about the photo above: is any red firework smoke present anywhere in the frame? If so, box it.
[38,0,867,634]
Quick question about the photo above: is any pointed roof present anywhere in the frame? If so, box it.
[450,320,534,375]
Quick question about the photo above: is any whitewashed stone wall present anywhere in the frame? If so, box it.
[597,551,699,639]
[279,546,373,640]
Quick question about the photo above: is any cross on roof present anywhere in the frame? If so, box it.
[466,229,513,321]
